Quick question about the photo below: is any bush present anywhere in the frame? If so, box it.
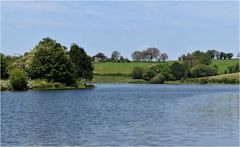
[143,69,157,81]
[9,69,28,90]
[150,73,165,84]
[53,82,64,88]
[143,63,170,81]
[190,64,217,78]
[155,63,171,79]
[35,81,53,89]
[1,80,12,90]
[200,78,208,84]
[132,67,144,79]
[168,74,176,81]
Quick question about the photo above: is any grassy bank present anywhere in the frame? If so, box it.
[93,72,240,84]
[206,72,239,80]
[93,59,239,84]
[183,72,240,84]
[0,79,94,91]
[92,75,148,84]
[94,59,239,75]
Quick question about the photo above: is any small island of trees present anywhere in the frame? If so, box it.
[1,37,93,90]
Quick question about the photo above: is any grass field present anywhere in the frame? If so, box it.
[94,59,239,75]
[93,62,153,74]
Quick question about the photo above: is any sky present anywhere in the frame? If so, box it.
[1,1,239,60]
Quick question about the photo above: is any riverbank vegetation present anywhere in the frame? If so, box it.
[1,37,94,90]
[93,49,239,84]
[1,37,239,90]
[133,49,239,84]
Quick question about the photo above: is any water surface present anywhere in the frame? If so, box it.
[1,84,239,146]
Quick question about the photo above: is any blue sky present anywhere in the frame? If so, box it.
[1,1,239,60]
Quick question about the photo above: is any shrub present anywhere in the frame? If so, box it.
[200,78,208,84]
[35,81,53,89]
[143,69,157,81]
[132,67,144,79]
[33,81,65,89]
[150,73,165,84]
[9,69,28,90]
[0,80,12,90]
[168,74,176,81]
[144,63,171,81]
[156,64,171,79]
[53,82,64,88]
[190,64,217,78]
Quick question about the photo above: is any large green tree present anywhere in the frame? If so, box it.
[29,38,76,85]
[226,53,233,59]
[0,53,8,79]
[111,51,121,62]
[182,51,212,70]
[68,43,93,81]
[170,62,186,80]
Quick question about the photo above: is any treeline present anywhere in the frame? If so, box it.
[132,50,239,84]
[93,47,168,63]
[93,51,130,63]
[131,48,168,62]
[1,37,93,90]
[179,49,234,60]
[93,48,236,63]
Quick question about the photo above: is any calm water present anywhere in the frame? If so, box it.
[1,84,239,146]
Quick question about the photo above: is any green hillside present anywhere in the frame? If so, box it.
[209,59,239,74]
[94,59,239,75]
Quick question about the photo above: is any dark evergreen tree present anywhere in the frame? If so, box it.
[69,43,93,81]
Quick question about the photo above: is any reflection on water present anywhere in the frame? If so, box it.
[1,84,239,146]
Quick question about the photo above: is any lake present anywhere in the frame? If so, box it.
[1,84,239,146]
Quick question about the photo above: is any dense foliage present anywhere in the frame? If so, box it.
[170,62,186,80]
[93,52,107,62]
[28,38,76,85]
[143,68,157,81]
[68,43,93,81]
[0,53,8,79]
[150,73,165,84]
[9,69,28,90]
[190,64,217,78]
[131,47,168,62]
[181,51,212,69]
[111,51,121,62]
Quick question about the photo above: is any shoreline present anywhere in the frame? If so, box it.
[0,80,95,91]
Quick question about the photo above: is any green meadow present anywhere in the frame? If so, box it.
[94,59,239,75]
